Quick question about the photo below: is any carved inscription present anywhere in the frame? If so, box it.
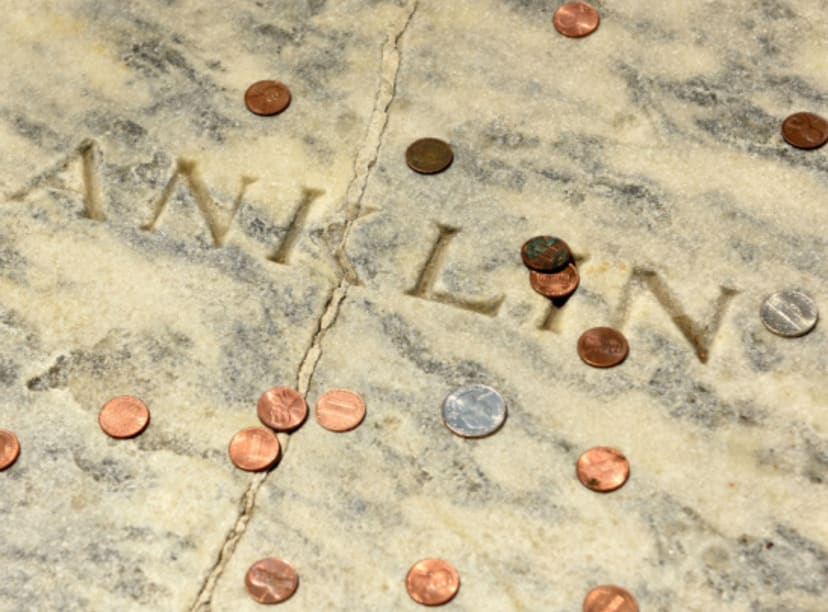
[142,158,258,247]
[7,141,743,364]
[406,224,505,317]
[614,267,738,363]
[269,188,324,264]
[9,139,106,221]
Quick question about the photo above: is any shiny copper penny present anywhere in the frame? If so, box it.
[554,2,600,38]
[0,429,20,471]
[405,138,454,174]
[530,263,580,299]
[583,584,639,612]
[257,387,308,432]
[521,236,572,272]
[577,327,629,368]
[99,396,150,439]
[781,112,828,149]
[245,80,291,116]
[228,427,281,471]
[315,389,366,432]
[245,557,299,604]
[406,558,460,606]
[576,447,630,492]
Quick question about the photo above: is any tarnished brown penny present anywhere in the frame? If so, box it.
[530,263,580,299]
[245,557,299,604]
[577,447,630,492]
[521,236,572,272]
[245,80,291,116]
[577,327,629,368]
[315,389,366,432]
[257,387,308,432]
[405,138,454,174]
[583,584,639,612]
[406,558,460,606]
[0,429,20,471]
[554,2,600,38]
[781,112,828,149]
[228,427,281,471]
[99,396,150,439]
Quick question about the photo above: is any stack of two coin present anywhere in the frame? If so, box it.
[521,235,579,300]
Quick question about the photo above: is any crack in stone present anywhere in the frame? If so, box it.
[188,3,418,609]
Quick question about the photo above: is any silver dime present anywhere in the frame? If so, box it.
[760,289,818,337]
[441,384,507,438]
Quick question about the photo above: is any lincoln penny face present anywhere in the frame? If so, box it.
[405,558,460,606]
[244,80,291,116]
[553,2,600,38]
[576,447,630,492]
[781,112,828,149]
[98,396,150,439]
[405,138,454,174]
[583,584,639,612]
[257,387,308,432]
[577,327,629,368]
[245,557,299,604]
[521,235,572,272]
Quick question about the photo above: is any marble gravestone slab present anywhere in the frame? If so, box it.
[0,1,826,611]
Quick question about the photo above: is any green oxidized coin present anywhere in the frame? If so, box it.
[520,235,572,271]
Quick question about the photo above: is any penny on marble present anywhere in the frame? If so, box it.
[257,387,308,432]
[244,80,292,116]
[553,2,600,38]
[577,327,629,368]
[245,557,299,604]
[576,447,630,493]
[442,384,507,438]
[315,389,366,432]
[0,429,20,471]
[98,396,150,439]
[583,584,639,612]
[228,426,281,472]
[405,138,454,174]
[781,112,828,149]
[760,289,819,337]
[521,235,572,272]
[405,558,460,606]
[530,263,580,299]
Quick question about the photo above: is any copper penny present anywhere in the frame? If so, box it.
[99,396,150,439]
[245,557,299,604]
[257,387,308,432]
[228,426,281,471]
[521,236,572,272]
[577,327,629,368]
[406,558,460,606]
[583,584,639,612]
[315,389,366,432]
[781,112,828,149]
[0,429,20,471]
[245,80,291,116]
[530,263,580,299]
[405,138,454,174]
[554,2,600,38]
[576,447,630,492]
